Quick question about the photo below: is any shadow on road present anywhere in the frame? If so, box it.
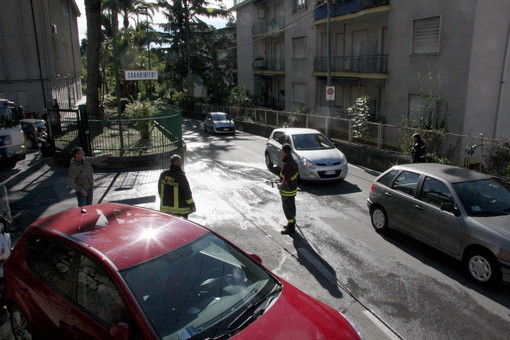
[290,231,343,299]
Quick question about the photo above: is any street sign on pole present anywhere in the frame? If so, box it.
[326,86,335,101]
[125,70,158,81]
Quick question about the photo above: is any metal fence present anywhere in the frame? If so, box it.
[51,106,183,157]
[195,103,510,180]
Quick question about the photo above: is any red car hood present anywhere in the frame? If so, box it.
[232,279,360,340]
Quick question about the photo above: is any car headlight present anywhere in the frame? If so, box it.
[300,157,315,169]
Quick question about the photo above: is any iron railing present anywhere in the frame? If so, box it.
[50,107,182,157]
[314,56,388,73]
[253,58,285,71]
[315,0,390,20]
[252,16,285,35]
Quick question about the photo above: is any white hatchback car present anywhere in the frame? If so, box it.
[265,128,348,181]
[204,112,236,135]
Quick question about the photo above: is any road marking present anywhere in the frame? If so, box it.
[362,310,400,340]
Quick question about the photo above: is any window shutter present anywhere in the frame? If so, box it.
[293,37,306,59]
[413,17,440,54]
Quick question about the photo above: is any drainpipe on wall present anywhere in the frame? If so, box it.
[493,18,510,139]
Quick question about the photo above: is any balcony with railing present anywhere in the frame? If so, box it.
[315,0,390,20]
[253,58,285,72]
[252,16,285,35]
[314,55,387,74]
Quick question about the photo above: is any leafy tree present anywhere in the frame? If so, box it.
[157,0,231,95]
[227,85,252,107]
[347,96,371,138]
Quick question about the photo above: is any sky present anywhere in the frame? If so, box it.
[75,0,234,41]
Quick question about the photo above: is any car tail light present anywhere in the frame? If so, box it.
[370,182,376,191]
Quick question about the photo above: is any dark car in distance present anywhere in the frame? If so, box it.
[4,203,362,340]
[367,163,510,286]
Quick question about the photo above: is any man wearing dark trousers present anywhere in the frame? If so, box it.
[158,155,196,219]
[278,143,299,235]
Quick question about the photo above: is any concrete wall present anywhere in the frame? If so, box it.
[0,0,82,111]
[463,0,510,139]
[384,0,476,134]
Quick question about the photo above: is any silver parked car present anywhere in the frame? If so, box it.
[367,163,510,286]
[265,128,348,181]
[204,112,236,134]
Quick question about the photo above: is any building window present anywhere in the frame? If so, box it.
[292,83,306,104]
[294,0,306,12]
[412,16,440,54]
[292,37,306,59]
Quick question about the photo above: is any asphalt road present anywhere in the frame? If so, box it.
[1,118,509,339]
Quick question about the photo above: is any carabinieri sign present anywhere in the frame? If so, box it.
[125,70,158,81]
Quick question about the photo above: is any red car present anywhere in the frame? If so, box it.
[4,203,362,339]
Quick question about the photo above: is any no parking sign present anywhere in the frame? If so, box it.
[326,86,335,101]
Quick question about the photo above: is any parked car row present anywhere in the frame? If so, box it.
[262,127,510,288]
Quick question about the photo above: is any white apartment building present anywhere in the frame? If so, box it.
[0,0,82,113]
[231,0,510,139]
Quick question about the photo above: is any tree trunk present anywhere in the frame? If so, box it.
[85,0,101,117]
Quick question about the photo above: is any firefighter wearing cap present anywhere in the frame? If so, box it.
[158,155,196,219]
[278,143,299,235]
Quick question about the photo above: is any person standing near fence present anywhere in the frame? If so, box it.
[158,154,196,219]
[68,147,112,212]
[411,133,427,163]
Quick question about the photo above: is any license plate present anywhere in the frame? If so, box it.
[325,170,336,175]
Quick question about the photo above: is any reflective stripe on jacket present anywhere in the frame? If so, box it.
[158,165,195,215]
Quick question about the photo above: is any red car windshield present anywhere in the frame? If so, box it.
[121,232,280,339]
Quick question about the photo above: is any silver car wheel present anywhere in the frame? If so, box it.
[468,255,492,283]
[371,207,388,232]
[10,305,32,340]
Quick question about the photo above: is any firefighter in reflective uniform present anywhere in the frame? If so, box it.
[278,143,299,235]
[158,155,196,219]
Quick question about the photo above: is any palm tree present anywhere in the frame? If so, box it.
[85,0,102,117]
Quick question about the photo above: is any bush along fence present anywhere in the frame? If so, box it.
[194,103,510,181]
